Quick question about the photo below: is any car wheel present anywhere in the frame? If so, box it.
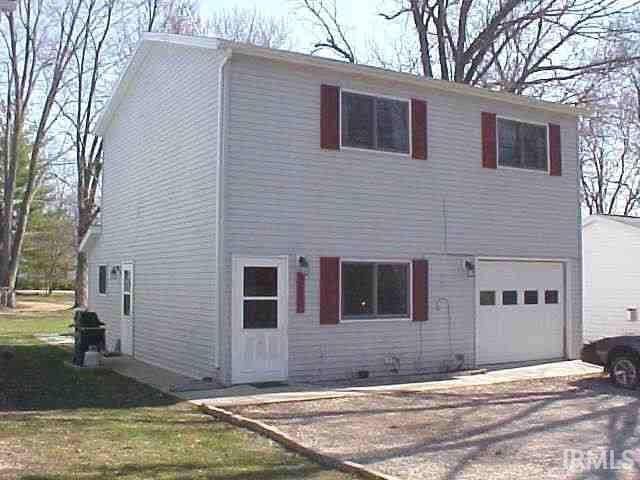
[609,354,640,389]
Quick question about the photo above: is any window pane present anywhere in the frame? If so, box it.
[342,93,374,149]
[243,300,277,329]
[498,119,548,171]
[545,290,559,304]
[498,119,521,167]
[123,294,131,316]
[123,270,131,293]
[99,266,107,294]
[244,267,277,297]
[524,290,538,305]
[522,124,547,170]
[377,264,409,316]
[502,290,518,305]
[342,263,374,317]
[376,99,409,153]
[480,290,496,306]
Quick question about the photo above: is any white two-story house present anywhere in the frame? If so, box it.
[80,33,583,386]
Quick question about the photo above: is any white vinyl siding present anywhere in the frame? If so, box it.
[221,53,581,384]
[86,43,225,380]
[87,42,581,385]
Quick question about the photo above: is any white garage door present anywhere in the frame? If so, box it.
[477,260,564,365]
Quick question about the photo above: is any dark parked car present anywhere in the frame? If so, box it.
[582,336,640,388]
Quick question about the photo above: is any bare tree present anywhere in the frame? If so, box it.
[299,0,356,62]
[0,0,85,307]
[300,0,640,95]
[581,73,640,215]
[63,0,115,308]
[208,6,290,48]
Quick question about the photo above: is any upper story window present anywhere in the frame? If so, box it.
[498,118,548,171]
[341,92,410,154]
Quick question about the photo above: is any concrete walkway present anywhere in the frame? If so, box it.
[82,351,603,409]
[193,360,603,409]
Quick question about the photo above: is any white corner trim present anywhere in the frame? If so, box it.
[214,49,232,369]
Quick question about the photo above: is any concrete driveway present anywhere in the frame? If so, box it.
[231,374,640,480]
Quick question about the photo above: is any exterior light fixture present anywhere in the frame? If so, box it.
[464,259,476,278]
[297,256,309,275]
[110,265,121,279]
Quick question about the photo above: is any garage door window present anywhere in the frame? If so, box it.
[502,290,518,305]
[480,291,495,306]
[545,290,559,304]
[524,290,538,305]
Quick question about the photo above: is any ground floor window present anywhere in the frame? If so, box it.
[98,265,107,295]
[341,261,410,320]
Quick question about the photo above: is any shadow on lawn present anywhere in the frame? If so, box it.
[20,462,329,480]
[0,343,177,411]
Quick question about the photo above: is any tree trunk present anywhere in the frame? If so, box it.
[75,251,88,309]
[0,288,16,308]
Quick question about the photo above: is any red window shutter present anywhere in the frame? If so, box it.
[320,85,340,150]
[411,99,427,160]
[320,257,340,324]
[481,112,497,169]
[412,259,428,321]
[296,272,306,313]
[549,124,562,176]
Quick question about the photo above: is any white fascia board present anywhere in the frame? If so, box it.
[78,225,102,253]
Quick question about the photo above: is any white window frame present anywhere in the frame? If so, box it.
[97,264,107,296]
[339,258,413,323]
[339,88,412,157]
[496,116,550,174]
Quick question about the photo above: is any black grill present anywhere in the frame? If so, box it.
[71,311,106,366]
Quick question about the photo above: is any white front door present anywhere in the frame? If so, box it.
[121,263,134,355]
[232,256,288,384]
[477,260,564,365]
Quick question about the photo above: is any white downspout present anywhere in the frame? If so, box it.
[214,49,231,370]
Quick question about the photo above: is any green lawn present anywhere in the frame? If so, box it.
[0,302,352,480]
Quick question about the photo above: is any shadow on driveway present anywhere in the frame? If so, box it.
[235,375,640,480]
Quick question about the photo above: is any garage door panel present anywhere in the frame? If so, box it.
[477,261,564,365]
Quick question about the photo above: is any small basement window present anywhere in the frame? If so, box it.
[341,92,409,154]
[498,118,548,171]
[341,261,410,319]
[98,265,107,295]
